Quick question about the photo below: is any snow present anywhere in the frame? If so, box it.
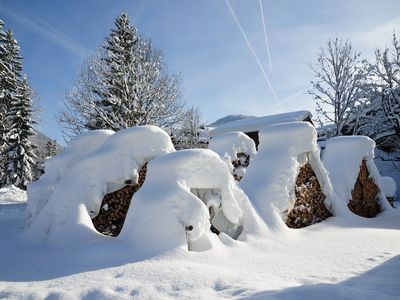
[1,202,400,299]
[322,136,394,212]
[208,131,257,179]
[0,185,26,204]
[381,177,397,198]
[209,110,312,137]
[120,149,267,255]
[24,129,114,229]
[240,122,339,230]
[1,125,400,299]
[374,148,400,200]
[24,126,175,245]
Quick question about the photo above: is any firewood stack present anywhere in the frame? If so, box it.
[286,163,331,228]
[92,163,148,236]
[232,152,250,181]
[348,160,381,218]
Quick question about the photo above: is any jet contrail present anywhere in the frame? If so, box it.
[225,0,282,112]
[0,3,89,58]
[259,0,272,70]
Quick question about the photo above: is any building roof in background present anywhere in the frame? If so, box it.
[209,110,312,137]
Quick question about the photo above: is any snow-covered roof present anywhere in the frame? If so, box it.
[209,111,312,137]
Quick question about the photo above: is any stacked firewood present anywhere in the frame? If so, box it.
[286,163,331,228]
[348,160,380,218]
[232,152,250,181]
[92,163,148,236]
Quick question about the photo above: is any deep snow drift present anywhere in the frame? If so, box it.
[240,121,340,230]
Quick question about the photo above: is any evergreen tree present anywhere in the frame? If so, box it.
[44,139,58,158]
[0,29,24,185]
[58,12,185,138]
[4,76,36,189]
[0,20,9,181]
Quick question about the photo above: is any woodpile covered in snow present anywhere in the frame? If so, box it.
[231,153,250,181]
[23,124,397,255]
[286,163,331,228]
[92,163,148,236]
[348,160,381,218]
[323,136,394,219]
[208,131,256,182]
[241,122,336,230]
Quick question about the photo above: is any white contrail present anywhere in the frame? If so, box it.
[0,3,89,58]
[259,0,272,70]
[225,0,282,112]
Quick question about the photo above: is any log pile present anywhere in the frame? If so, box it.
[92,163,148,236]
[286,163,331,228]
[232,152,250,181]
[348,160,381,218]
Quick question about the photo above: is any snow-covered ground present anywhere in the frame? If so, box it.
[0,185,27,204]
[0,206,399,299]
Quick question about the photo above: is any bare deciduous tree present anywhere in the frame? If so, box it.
[373,34,400,135]
[309,38,370,136]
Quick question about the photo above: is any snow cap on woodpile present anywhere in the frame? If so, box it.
[322,136,394,213]
[240,121,336,231]
[120,149,268,255]
[25,129,115,228]
[208,131,257,180]
[24,126,175,245]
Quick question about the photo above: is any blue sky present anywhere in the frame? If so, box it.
[1,0,400,143]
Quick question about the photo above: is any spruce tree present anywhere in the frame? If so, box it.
[4,76,36,190]
[0,29,23,186]
[88,12,140,131]
[58,12,185,138]
[44,139,58,158]
[0,20,8,182]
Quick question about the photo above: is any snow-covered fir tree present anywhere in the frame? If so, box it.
[0,28,24,186]
[44,139,58,158]
[0,20,9,181]
[4,76,36,189]
[58,12,186,138]
[0,29,37,190]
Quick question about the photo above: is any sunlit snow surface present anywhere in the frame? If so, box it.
[0,125,399,299]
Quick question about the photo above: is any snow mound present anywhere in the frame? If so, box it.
[25,126,175,245]
[240,122,338,230]
[208,131,256,180]
[381,177,396,198]
[0,185,27,204]
[25,130,114,227]
[323,136,394,212]
[120,149,267,255]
